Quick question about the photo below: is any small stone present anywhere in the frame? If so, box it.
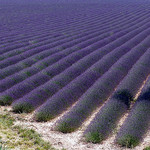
[58,142,62,145]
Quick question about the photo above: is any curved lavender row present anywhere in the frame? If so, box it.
[0,28,103,62]
[0,31,71,48]
[0,33,78,58]
[0,30,114,92]
[0,20,118,70]
[116,99,150,148]
[0,31,65,48]
[44,34,147,125]
[0,32,54,47]
[0,7,145,57]
[9,25,145,111]
[0,7,122,46]
[1,8,135,61]
[0,33,60,49]
[0,42,30,55]
[54,33,150,129]
[83,47,150,144]
[53,7,144,35]
[12,46,132,114]
[0,28,79,56]
[54,41,149,132]
[0,13,118,44]
[0,4,113,39]
[0,4,146,47]
[1,5,145,41]
[0,1,145,38]
[0,2,139,41]
[0,13,146,79]
[0,33,66,61]
[12,27,150,115]
[0,3,145,49]
[1,3,149,38]
[83,92,132,144]
[0,14,107,55]
[0,46,82,91]
[35,34,150,123]
[0,23,75,45]
[116,76,150,148]
[0,22,131,80]
[54,8,147,37]
[32,5,136,33]
[1,13,99,52]
[0,24,102,61]
[0,40,96,80]
[0,10,149,80]
[0,25,136,106]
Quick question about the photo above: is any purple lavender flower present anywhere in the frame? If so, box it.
[83,46,150,144]
[116,77,150,148]
[35,35,150,122]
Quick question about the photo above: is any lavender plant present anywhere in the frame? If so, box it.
[0,2,150,149]
[116,77,150,148]
[11,25,150,113]
[83,46,150,144]
[0,19,134,80]
[35,35,150,122]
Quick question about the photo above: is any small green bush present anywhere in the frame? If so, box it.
[144,146,150,150]
[13,102,34,113]
[56,122,76,133]
[35,111,54,122]
[85,131,104,144]
[117,134,139,148]
[0,95,13,105]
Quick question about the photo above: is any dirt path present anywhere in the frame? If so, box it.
[1,106,149,150]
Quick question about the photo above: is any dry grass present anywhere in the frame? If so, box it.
[0,107,56,150]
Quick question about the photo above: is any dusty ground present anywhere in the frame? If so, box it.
[0,105,149,150]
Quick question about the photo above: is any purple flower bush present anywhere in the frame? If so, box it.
[83,46,150,144]
[54,29,150,132]
[1,1,150,148]
[116,77,150,148]
[11,23,150,113]
[83,90,132,143]
[35,35,150,122]
[0,14,139,81]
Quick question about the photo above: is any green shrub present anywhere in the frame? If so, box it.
[85,131,104,143]
[117,134,139,148]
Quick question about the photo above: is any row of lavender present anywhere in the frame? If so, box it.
[12,28,150,113]
[1,11,138,67]
[0,2,134,40]
[0,18,149,106]
[0,3,147,93]
[0,1,147,45]
[52,34,150,147]
[0,8,148,105]
[0,5,148,59]
[0,1,150,148]
[1,14,146,84]
[0,6,145,59]
[83,44,150,146]
[0,1,146,37]
[54,35,150,134]
[116,75,150,147]
[1,7,145,67]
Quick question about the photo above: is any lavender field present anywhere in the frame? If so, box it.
[0,0,150,149]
